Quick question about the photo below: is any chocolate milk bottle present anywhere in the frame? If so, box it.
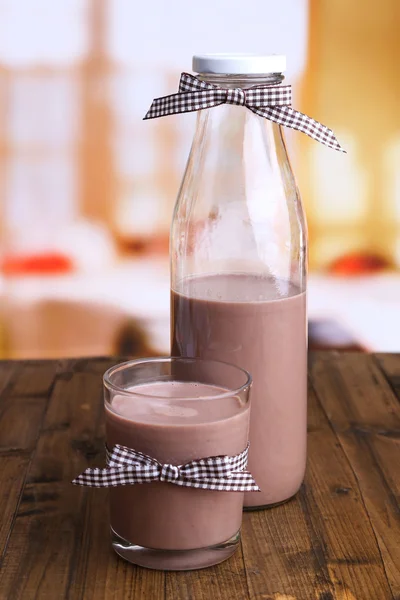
[170,55,308,509]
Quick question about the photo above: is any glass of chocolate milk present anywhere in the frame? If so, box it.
[104,357,252,570]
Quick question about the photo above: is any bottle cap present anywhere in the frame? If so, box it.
[192,54,286,75]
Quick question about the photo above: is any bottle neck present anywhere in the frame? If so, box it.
[197,72,284,89]
[190,71,290,205]
[193,71,286,154]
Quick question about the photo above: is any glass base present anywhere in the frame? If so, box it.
[111,528,240,571]
[244,492,297,512]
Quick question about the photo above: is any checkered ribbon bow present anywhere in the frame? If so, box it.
[72,443,259,492]
[144,72,344,152]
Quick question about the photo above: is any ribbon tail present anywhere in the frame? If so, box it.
[72,466,158,487]
[169,473,260,492]
[144,91,187,120]
[228,471,261,492]
[72,467,117,487]
[249,105,346,152]
[144,90,226,120]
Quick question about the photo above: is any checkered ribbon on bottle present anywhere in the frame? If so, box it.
[72,443,260,492]
[144,72,345,152]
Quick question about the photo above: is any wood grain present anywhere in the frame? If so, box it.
[0,360,59,566]
[0,360,59,452]
[165,547,249,600]
[240,381,393,600]
[0,454,30,557]
[0,355,398,600]
[374,354,400,402]
[310,352,400,599]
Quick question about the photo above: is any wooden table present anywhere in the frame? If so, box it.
[0,354,399,600]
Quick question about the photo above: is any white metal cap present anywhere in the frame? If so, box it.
[192,54,286,75]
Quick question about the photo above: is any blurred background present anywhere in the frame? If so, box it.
[0,0,399,359]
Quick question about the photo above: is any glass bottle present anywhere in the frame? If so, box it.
[171,55,307,509]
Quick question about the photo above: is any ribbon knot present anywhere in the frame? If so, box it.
[226,88,246,106]
[160,463,180,482]
[144,72,345,152]
[73,443,260,492]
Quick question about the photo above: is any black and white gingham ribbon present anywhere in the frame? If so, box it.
[72,443,259,492]
[144,72,344,152]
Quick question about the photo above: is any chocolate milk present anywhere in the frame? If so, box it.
[106,381,250,552]
[171,273,307,507]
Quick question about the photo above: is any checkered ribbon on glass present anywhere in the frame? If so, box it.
[144,72,344,152]
[72,443,259,492]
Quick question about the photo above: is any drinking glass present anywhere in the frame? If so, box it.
[104,357,252,570]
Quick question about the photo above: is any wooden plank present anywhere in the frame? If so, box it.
[241,494,330,599]
[0,361,18,393]
[0,354,398,599]
[0,454,30,557]
[0,360,59,453]
[0,358,165,600]
[0,361,21,452]
[68,483,164,600]
[240,381,393,600]
[375,353,400,401]
[310,352,400,599]
[165,546,249,600]
[9,360,60,398]
[0,360,59,567]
